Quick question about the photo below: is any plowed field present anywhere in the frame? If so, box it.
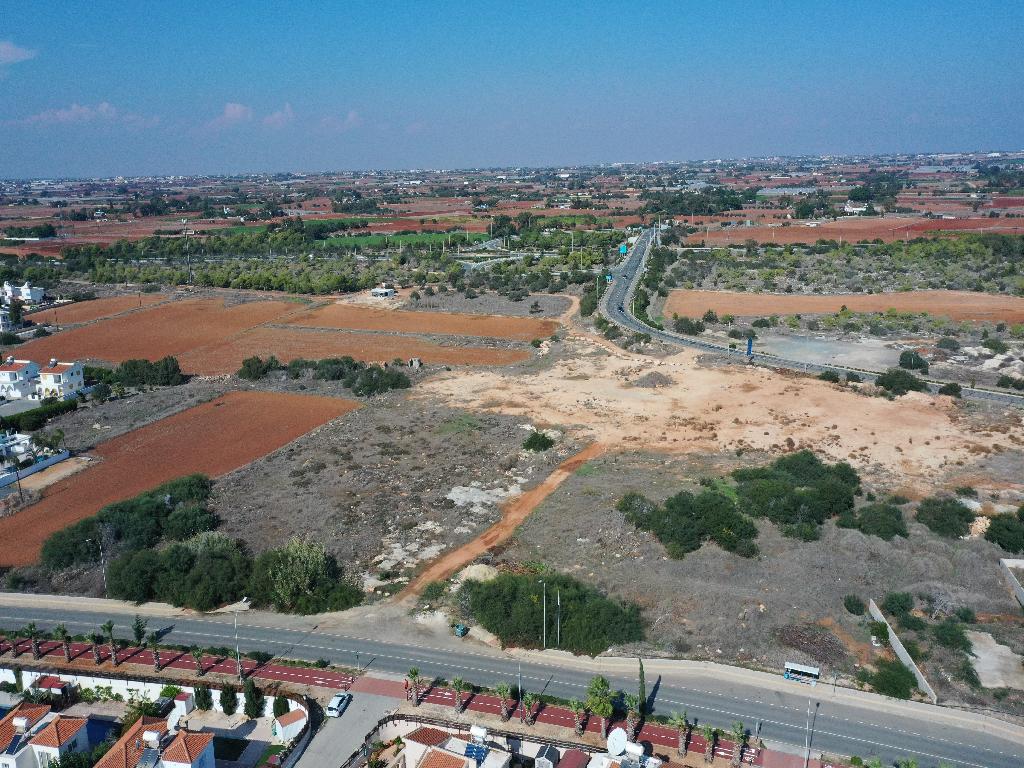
[178,327,530,374]
[285,302,558,341]
[0,391,357,566]
[17,298,297,363]
[665,289,1024,323]
[27,295,167,325]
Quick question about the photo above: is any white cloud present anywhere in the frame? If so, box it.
[262,103,294,129]
[318,109,362,133]
[3,101,159,129]
[0,40,36,67]
[207,102,253,130]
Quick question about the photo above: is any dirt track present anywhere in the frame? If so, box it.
[401,442,606,596]
[0,390,358,566]
[665,289,1024,323]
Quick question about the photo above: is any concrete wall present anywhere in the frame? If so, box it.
[0,450,70,488]
[867,599,937,704]
[999,558,1024,607]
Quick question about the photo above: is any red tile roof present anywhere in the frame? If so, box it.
[0,361,31,372]
[275,708,306,727]
[558,749,591,768]
[29,715,87,749]
[161,731,214,764]
[40,362,76,374]
[94,716,167,768]
[0,702,51,752]
[419,750,469,768]
[405,727,451,747]
[34,675,68,690]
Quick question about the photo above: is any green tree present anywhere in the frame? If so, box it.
[147,632,162,672]
[729,722,746,767]
[191,646,205,677]
[132,615,148,645]
[624,693,641,739]
[273,695,290,719]
[451,677,466,713]
[407,668,421,706]
[522,692,539,726]
[90,633,103,665]
[495,682,512,721]
[637,658,646,716]
[220,684,238,715]
[24,622,41,660]
[569,699,585,736]
[243,678,265,718]
[668,711,690,755]
[700,724,717,764]
[194,685,213,711]
[54,623,71,663]
[586,676,614,738]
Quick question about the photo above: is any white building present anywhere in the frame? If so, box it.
[844,201,869,214]
[0,358,40,400]
[0,309,13,334]
[1,282,44,305]
[371,287,397,298]
[36,360,85,400]
[0,703,89,768]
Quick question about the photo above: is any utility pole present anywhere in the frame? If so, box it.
[803,698,811,768]
[517,662,523,723]
[539,579,547,650]
[556,588,561,648]
[86,537,107,593]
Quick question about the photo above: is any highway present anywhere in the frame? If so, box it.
[0,601,1021,768]
[602,229,1024,408]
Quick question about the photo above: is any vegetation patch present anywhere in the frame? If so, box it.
[915,496,975,538]
[837,502,908,540]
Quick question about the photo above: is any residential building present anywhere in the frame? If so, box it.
[1,283,44,306]
[0,358,40,400]
[0,309,12,334]
[36,360,84,400]
[29,716,88,768]
[402,729,511,768]
[371,287,397,298]
[0,703,90,768]
[94,717,214,768]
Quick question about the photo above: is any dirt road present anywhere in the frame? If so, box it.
[400,442,606,596]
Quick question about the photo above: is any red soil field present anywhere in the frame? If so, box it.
[17,298,297,364]
[665,289,1024,323]
[687,216,1024,245]
[285,303,558,341]
[178,326,531,374]
[27,295,167,325]
[0,391,358,566]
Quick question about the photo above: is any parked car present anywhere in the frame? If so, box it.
[325,692,352,718]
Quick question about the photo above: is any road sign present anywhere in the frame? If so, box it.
[619,244,628,254]
[605,274,613,283]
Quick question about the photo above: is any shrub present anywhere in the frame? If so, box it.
[0,398,78,432]
[845,372,863,383]
[985,512,1024,553]
[220,685,238,715]
[898,350,929,373]
[672,316,705,335]
[882,591,914,617]
[194,685,213,710]
[996,374,1024,391]
[875,367,928,396]
[463,572,643,656]
[91,382,112,402]
[933,619,972,654]
[916,496,975,538]
[113,357,184,386]
[868,658,917,699]
[936,336,960,351]
[843,595,866,616]
[623,488,759,558]
[982,337,1009,354]
[840,503,908,541]
[937,382,961,398]
[243,678,265,718]
[0,332,23,345]
[818,370,841,383]
[523,431,554,452]
[238,355,281,380]
[421,581,448,602]
[273,696,290,719]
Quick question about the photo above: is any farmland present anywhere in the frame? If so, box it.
[26,294,168,324]
[0,390,357,567]
[665,289,1024,324]
[285,302,559,341]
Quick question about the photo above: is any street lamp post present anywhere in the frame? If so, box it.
[234,597,248,683]
[538,579,546,650]
[86,537,107,593]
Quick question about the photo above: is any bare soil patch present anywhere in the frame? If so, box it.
[0,391,357,566]
[687,217,1024,245]
[285,302,558,341]
[27,295,168,325]
[665,289,1024,324]
[17,298,298,365]
[178,326,531,374]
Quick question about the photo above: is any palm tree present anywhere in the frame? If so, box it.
[191,647,205,677]
[700,725,717,764]
[624,694,641,740]
[451,677,466,712]
[729,721,746,767]
[495,683,512,721]
[522,692,539,726]
[407,668,421,706]
[586,676,614,739]
[53,624,71,663]
[101,621,116,666]
[24,623,41,660]
[668,711,690,755]
[568,699,585,736]
[90,634,103,665]
[147,633,162,672]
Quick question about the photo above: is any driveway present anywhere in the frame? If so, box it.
[297,693,398,768]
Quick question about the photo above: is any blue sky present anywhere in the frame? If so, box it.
[2,1,1022,177]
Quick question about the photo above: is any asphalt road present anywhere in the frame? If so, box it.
[602,229,1024,408]
[0,604,1021,768]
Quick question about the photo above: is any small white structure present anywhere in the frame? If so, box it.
[36,359,85,400]
[0,308,13,333]
[2,281,44,305]
[271,707,307,744]
[844,201,869,214]
[371,287,397,298]
[0,357,40,400]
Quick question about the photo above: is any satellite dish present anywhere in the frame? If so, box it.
[607,728,628,757]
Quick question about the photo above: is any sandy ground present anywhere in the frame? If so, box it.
[417,338,1023,488]
[665,289,1024,324]
[15,456,92,492]
[967,631,1024,689]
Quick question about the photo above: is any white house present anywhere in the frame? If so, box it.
[36,360,85,400]
[0,309,13,334]
[0,358,40,400]
[843,201,869,214]
[28,716,89,768]
[371,287,397,298]
[271,707,307,744]
[1,282,44,305]
[93,717,214,768]
[0,703,91,768]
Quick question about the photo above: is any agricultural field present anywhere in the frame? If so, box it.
[0,390,357,567]
[26,294,168,324]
